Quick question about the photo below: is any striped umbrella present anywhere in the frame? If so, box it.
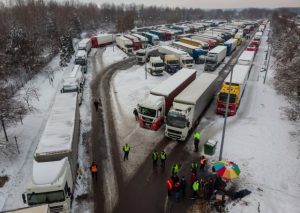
[213,160,240,180]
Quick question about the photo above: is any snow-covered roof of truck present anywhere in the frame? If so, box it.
[150,57,163,63]
[150,69,196,97]
[132,33,148,42]
[125,34,139,42]
[225,64,250,84]
[76,50,87,57]
[174,73,218,105]
[32,158,67,185]
[78,38,90,45]
[209,46,227,54]
[224,38,238,45]
[34,92,78,158]
[238,51,255,62]
[143,32,159,39]
[158,45,188,55]
[173,41,200,50]
[141,94,163,109]
[180,37,208,46]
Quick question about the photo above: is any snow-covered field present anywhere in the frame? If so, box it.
[0,56,73,211]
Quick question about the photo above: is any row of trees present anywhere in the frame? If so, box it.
[0,0,273,135]
[271,11,300,121]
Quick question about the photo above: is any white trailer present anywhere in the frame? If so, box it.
[204,46,227,71]
[78,38,92,52]
[116,36,133,54]
[91,34,115,47]
[23,92,79,212]
[238,50,255,66]
[224,38,238,56]
[165,73,219,141]
[254,31,263,41]
[131,33,148,48]
[62,65,85,93]
[158,45,194,68]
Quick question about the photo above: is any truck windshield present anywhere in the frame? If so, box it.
[166,112,186,129]
[27,190,65,205]
[168,60,179,65]
[136,52,145,56]
[154,63,164,67]
[139,107,156,117]
[183,59,193,64]
[219,92,236,103]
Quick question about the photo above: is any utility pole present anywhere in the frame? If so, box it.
[219,68,234,161]
[1,116,8,142]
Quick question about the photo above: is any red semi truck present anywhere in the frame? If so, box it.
[124,34,141,50]
[137,68,196,130]
[91,34,115,48]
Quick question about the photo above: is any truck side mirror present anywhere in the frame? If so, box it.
[187,121,190,127]
[22,193,27,204]
[67,187,71,196]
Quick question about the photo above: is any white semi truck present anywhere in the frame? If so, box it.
[22,92,80,212]
[158,45,194,68]
[204,46,227,71]
[147,56,165,75]
[61,65,85,93]
[137,68,196,130]
[77,38,92,53]
[74,50,87,65]
[116,36,133,54]
[165,73,219,141]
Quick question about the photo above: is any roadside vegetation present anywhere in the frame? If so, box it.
[271,10,300,121]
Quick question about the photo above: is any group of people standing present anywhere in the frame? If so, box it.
[166,155,208,202]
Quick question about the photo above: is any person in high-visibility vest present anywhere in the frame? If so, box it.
[192,179,200,199]
[90,162,98,181]
[172,163,180,175]
[193,132,200,152]
[123,143,130,161]
[152,150,159,168]
[199,155,207,172]
[160,150,167,168]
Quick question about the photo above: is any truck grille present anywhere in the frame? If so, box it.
[167,133,181,140]
[167,129,181,134]
[50,205,64,213]
[142,116,153,122]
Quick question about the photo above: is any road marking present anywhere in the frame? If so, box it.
[163,196,169,213]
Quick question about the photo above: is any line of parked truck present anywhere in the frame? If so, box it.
[21,41,89,212]
[136,20,266,141]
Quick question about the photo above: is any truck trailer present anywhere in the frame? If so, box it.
[91,34,115,48]
[165,73,219,141]
[141,32,159,46]
[190,35,216,49]
[124,34,141,50]
[61,65,85,94]
[172,41,207,64]
[216,64,251,116]
[179,37,209,50]
[22,92,80,212]
[237,50,255,66]
[138,69,196,130]
[77,38,92,53]
[204,46,227,71]
[131,33,148,48]
[224,39,238,56]
[158,45,194,68]
[116,36,133,54]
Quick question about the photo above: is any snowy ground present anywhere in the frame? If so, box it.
[110,24,300,212]
[0,56,74,211]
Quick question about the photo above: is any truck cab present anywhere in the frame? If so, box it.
[205,53,218,71]
[136,49,146,63]
[164,55,180,74]
[22,158,73,213]
[75,50,87,65]
[137,95,165,130]
[180,55,194,68]
[216,83,240,116]
[147,57,165,75]
[165,103,192,141]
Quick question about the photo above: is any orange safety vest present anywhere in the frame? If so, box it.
[200,158,207,165]
[91,165,97,172]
